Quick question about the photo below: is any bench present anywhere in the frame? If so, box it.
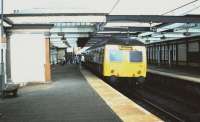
[2,84,20,97]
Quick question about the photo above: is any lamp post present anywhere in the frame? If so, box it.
[0,0,4,94]
[1,0,3,42]
[1,0,3,31]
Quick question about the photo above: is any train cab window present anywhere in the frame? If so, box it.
[129,51,143,62]
[109,50,123,62]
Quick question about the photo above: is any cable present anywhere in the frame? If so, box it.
[162,0,199,15]
[181,4,200,15]
[99,0,120,31]
[109,0,120,14]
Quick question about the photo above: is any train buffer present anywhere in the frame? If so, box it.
[2,83,20,97]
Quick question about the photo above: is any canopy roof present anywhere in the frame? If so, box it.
[2,0,200,48]
[5,0,200,15]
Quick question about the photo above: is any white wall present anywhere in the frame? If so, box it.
[10,33,46,83]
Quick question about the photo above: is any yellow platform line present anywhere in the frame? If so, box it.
[81,69,163,122]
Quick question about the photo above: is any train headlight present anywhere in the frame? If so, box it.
[111,69,114,73]
[137,70,141,74]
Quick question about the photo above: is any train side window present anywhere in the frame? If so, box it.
[130,51,143,62]
[109,50,123,62]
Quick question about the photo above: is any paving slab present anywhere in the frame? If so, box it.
[0,65,121,122]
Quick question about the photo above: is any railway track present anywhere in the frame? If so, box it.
[86,65,200,122]
[131,88,186,122]
[106,80,200,122]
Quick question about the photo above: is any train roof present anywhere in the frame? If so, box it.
[87,37,144,51]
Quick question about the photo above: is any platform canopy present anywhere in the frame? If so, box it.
[2,0,200,47]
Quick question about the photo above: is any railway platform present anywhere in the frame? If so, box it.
[0,64,161,122]
[148,65,200,83]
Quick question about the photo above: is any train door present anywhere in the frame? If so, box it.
[178,43,187,66]
[171,44,177,66]
[161,45,164,65]
[169,44,173,67]
[156,45,160,65]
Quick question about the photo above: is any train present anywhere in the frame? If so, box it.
[146,35,200,70]
[84,37,147,84]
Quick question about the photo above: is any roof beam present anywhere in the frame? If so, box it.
[107,15,200,23]
[5,13,108,17]
[102,27,151,32]
[10,24,54,29]
[51,27,95,32]
[3,17,14,25]
[96,32,137,35]
[52,32,90,35]
[51,33,89,38]
[102,27,127,31]
[94,33,138,37]
[0,16,14,25]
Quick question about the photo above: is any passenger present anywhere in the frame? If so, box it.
[61,56,66,65]
[76,55,80,64]
[70,57,73,64]
[81,55,85,63]
[80,55,85,69]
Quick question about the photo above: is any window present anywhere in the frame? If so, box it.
[188,42,199,52]
[130,51,143,62]
[109,50,123,62]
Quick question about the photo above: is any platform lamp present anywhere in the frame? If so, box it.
[125,27,130,44]
[160,35,166,40]
[145,39,150,44]
[183,23,191,36]
[61,35,66,41]
[160,32,166,40]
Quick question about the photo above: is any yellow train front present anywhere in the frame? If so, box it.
[84,38,147,83]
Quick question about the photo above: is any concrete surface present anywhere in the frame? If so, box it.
[0,64,121,122]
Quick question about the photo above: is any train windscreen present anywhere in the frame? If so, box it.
[109,50,123,62]
[129,51,143,62]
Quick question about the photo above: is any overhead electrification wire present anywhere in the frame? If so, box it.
[109,0,120,14]
[150,0,200,42]
[181,4,200,15]
[162,0,199,15]
[99,0,120,30]
[141,0,200,42]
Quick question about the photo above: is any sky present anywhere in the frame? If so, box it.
[3,0,200,15]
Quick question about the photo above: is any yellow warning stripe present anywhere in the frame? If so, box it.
[81,69,163,122]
